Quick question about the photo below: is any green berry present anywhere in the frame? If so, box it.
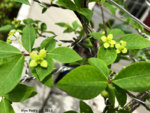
[58,43,62,46]
[101,90,109,98]
[39,49,47,58]
[15,24,19,28]
[7,39,12,44]
[40,60,48,68]
[123,66,126,69]
[29,60,37,67]
[30,52,38,60]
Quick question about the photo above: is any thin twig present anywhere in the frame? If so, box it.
[125,92,150,112]
[98,2,108,36]
[126,91,150,111]
[73,1,98,56]
[33,0,65,9]
[107,0,150,31]
[22,53,30,56]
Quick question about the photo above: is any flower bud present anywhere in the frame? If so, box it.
[104,43,109,48]
[39,49,47,58]
[7,39,12,44]
[120,40,127,46]
[40,60,48,68]
[29,60,37,67]
[101,90,109,98]
[116,49,120,54]
[101,36,106,42]
[30,52,38,60]
[122,48,127,53]
[107,34,113,40]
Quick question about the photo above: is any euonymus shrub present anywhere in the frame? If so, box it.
[0,0,150,113]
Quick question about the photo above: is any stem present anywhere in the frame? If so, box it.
[107,0,150,31]
[13,35,23,46]
[22,53,30,56]
[98,2,108,36]
[73,0,98,56]
[124,92,150,112]
[33,0,65,9]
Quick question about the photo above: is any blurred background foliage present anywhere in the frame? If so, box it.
[0,0,21,40]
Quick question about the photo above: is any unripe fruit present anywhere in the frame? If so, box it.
[7,39,12,44]
[123,66,126,69]
[30,52,38,60]
[39,49,47,58]
[40,60,48,68]
[104,43,109,48]
[101,90,109,98]
[30,60,37,67]
[58,43,62,46]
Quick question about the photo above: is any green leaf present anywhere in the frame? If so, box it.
[109,29,124,37]
[40,36,56,52]
[107,109,116,113]
[89,0,99,2]
[115,85,127,107]
[88,58,109,77]
[56,0,77,10]
[113,24,131,34]
[30,55,54,81]
[23,18,34,24]
[89,32,103,40]
[107,84,115,106]
[56,22,74,33]
[22,25,37,52]
[12,0,30,5]
[64,27,74,33]
[80,101,93,113]
[0,55,24,96]
[103,2,117,15]
[72,21,79,30]
[0,41,21,58]
[118,110,131,113]
[0,59,3,65]
[42,74,53,88]
[4,84,36,102]
[40,23,47,32]
[0,99,15,113]
[48,47,82,63]
[56,65,107,99]
[74,0,83,7]
[97,46,117,65]
[77,8,93,22]
[116,34,150,49]
[56,22,68,27]
[46,31,56,36]
[0,25,14,32]
[113,62,150,92]
[42,7,48,14]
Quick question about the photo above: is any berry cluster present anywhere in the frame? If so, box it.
[101,34,127,54]
[29,49,48,68]
[101,34,116,48]
[115,40,127,54]
[7,29,22,44]
[11,18,21,28]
